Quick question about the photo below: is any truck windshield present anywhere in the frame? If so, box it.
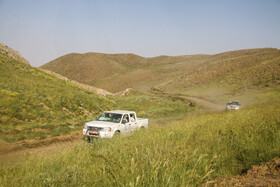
[97,112,122,123]
[227,101,240,105]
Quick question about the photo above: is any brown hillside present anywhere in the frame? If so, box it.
[39,68,113,96]
[41,52,211,92]
[156,48,280,94]
[41,48,280,93]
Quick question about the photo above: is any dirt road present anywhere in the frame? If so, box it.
[177,94,225,111]
[152,91,225,111]
[0,92,223,161]
[0,133,82,163]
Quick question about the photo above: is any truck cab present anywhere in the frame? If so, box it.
[83,110,148,139]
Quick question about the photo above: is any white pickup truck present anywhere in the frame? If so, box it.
[83,110,148,139]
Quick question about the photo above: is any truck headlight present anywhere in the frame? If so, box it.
[84,124,87,129]
[102,127,112,132]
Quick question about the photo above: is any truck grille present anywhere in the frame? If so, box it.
[87,126,103,131]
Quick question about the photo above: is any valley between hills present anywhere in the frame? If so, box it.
[0,44,279,186]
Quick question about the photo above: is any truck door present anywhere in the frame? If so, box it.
[121,114,130,132]
[129,113,137,131]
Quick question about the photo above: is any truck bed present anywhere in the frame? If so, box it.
[137,118,148,128]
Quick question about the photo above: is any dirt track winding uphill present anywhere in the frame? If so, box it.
[0,133,82,163]
[177,94,225,111]
[153,91,225,111]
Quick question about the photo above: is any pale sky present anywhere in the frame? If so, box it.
[0,0,280,67]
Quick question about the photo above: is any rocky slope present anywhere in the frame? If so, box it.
[0,43,30,66]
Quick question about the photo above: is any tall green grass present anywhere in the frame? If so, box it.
[1,103,279,186]
[0,54,115,142]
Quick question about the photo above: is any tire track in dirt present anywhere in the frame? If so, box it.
[176,94,225,111]
[150,91,225,111]
[0,133,83,163]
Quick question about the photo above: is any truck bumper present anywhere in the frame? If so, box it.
[83,128,114,138]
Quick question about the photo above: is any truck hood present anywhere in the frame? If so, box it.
[227,105,240,109]
[85,120,117,128]
[227,104,240,107]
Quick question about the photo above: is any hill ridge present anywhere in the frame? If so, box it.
[157,48,280,93]
[39,68,113,96]
[0,43,30,66]
[41,48,279,93]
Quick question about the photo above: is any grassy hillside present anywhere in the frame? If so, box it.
[0,53,195,143]
[1,100,279,186]
[0,54,117,143]
[112,93,197,124]
[156,48,280,97]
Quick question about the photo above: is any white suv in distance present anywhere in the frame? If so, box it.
[226,100,240,110]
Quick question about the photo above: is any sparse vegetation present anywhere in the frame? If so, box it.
[41,48,280,94]
[41,52,212,92]
[158,48,280,96]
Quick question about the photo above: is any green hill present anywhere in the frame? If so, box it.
[0,53,116,143]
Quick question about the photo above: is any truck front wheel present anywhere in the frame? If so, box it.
[84,136,90,143]
[114,130,121,137]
